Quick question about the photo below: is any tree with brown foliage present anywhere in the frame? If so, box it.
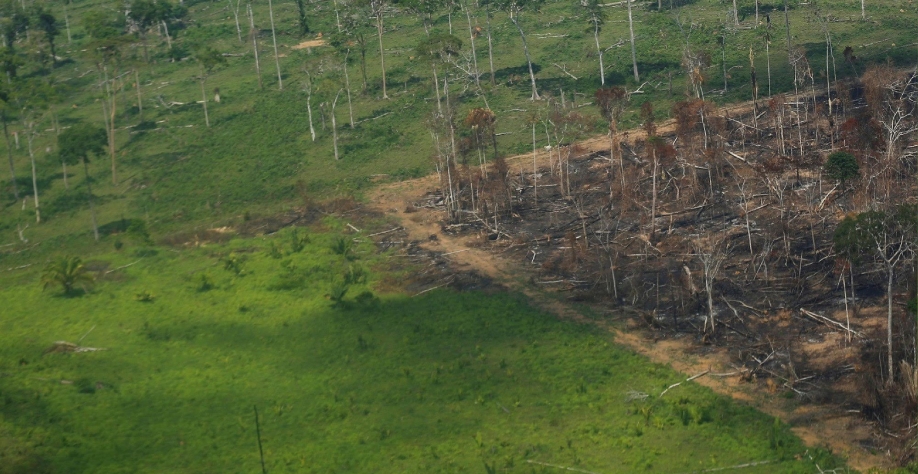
[594,87,628,195]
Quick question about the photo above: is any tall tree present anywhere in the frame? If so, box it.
[246,3,263,90]
[58,123,107,241]
[0,87,17,199]
[493,0,543,100]
[292,0,310,37]
[267,0,283,90]
[626,0,639,82]
[582,0,607,86]
[362,0,391,98]
[128,0,159,62]
[15,78,57,224]
[416,33,462,113]
[35,7,59,66]
[195,48,227,128]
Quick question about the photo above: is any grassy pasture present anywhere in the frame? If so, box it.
[0,223,842,473]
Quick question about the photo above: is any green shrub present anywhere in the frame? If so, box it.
[344,264,366,285]
[135,290,156,302]
[824,151,859,184]
[331,236,354,259]
[40,257,94,295]
[288,228,310,254]
[329,280,349,304]
[195,273,214,292]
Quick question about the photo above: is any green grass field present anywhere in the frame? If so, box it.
[0,222,843,473]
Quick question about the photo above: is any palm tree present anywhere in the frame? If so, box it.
[41,256,94,294]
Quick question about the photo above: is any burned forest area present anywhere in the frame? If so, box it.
[415,64,918,461]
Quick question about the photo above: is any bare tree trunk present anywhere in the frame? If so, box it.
[784,0,792,55]
[230,0,242,42]
[3,114,18,200]
[755,0,759,27]
[861,0,865,20]
[627,0,640,82]
[64,4,72,43]
[650,149,658,238]
[248,5,263,90]
[486,10,495,86]
[26,122,38,223]
[162,20,172,50]
[889,266,895,382]
[82,158,99,242]
[465,5,480,88]
[135,69,143,122]
[268,0,283,90]
[510,13,540,100]
[376,11,388,98]
[343,51,355,128]
[432,63,442,112]
[306,91,315,141]
[200,76,210,127]
[532,122,537,205]
[331,90,342,160]
[593,16,604,85]
[334,0,342,32]
[765,33,771,96]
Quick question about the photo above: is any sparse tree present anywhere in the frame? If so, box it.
[58,123,107,241]
[195,48,227,128]
[581,0,607,85]
[493,0,543,100]
[35,7,59,66]
[292,0,311,37]
[692,235,730,337]
[416,33,462,113]
[267,0,283,90]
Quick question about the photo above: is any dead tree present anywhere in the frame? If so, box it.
[692,234,730,338]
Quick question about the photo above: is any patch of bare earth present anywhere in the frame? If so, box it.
[367,98,894,470]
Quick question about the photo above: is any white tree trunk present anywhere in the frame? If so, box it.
[465,6,480,88]
[230,0,242,42]
[343,52,355,128]
[248,5,264,90]
[331,90,342,160]
[268,0,283,90]
[593,17,604,85]
[627,0,640,82]
[510,13,539,100]
[376,12,388,98]
[26,122,39,223]
[486,11,495,86]
[200,77,210,127]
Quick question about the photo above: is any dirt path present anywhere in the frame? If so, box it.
[370,152,885,472]
[292,39,327,50]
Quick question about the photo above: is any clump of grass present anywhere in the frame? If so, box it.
[330,236,354,259]
[194,273,214,292]
[135,290,156,302]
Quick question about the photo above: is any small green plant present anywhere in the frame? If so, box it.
[824,151,859,184]
[195,273,214,292]
[330,236,354,259]
[344,264,366,285]
[328,280,349,304]
[75,378,96,394]
[268,242,283,259]
[223,253,244,275]
[41,256,94,295]
[135,290,156,302]
[288,228,310,254]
